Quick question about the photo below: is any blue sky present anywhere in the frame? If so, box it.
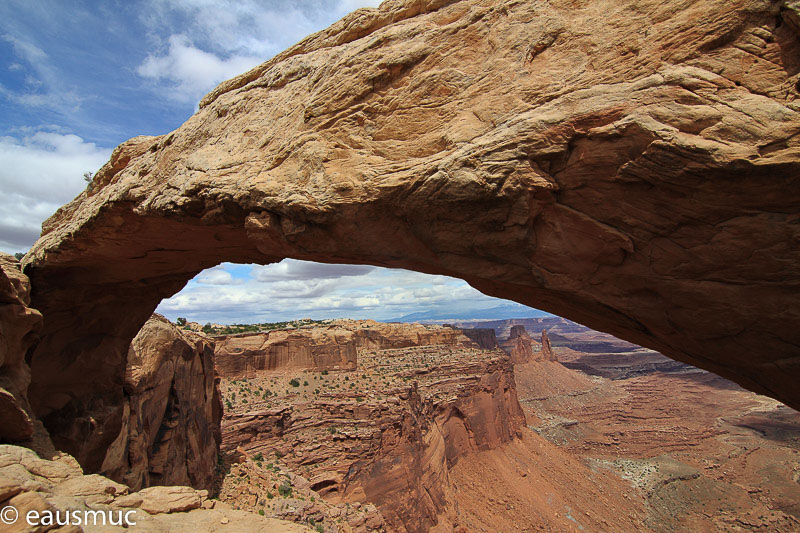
[0,0,545,323]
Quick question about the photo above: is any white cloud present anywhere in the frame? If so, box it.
[253,260,375,281]
[136,0,384,104]
[155,259,508,323]
[195,265,241,285]
[0,131,111,252]
[137,35,263,103]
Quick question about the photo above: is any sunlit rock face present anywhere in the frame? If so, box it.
[219,335,525,532]
[214,321,470,378]
[500,325,536,364]
[18,0,800,467]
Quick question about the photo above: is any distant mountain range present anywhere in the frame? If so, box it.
[388,304,551,323]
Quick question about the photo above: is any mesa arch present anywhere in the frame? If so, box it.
[20,0,800,468]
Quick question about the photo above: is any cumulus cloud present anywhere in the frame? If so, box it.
[136,0,382,104]
[155,259,510,324]
[137,35,263,103]
[0,131,111,252]
[253,260,375,281]
[195,265,241,285]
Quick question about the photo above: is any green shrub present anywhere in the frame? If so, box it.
[278,482,293,497]
[289,378,300,387]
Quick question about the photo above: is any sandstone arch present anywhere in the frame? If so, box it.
[21,0,800,467]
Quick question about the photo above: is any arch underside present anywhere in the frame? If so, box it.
[21,0,800,466]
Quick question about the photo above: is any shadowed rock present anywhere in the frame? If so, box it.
[100,315,221,490]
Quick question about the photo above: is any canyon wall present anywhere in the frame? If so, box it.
[100,315,221,491]
[214,320,472,378]
[0,254,41,443]
[215,328,358,377]
[220,346,525,532]
[457,328,498,350]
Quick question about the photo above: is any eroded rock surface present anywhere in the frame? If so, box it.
[540,329,557,362]
[215,328,358,377]
[100,315,221,491]
[21,0,800,464]
[0,254,41,443]
[218,340,525,532]
[215,320,471,378]
[457,328,498,350]
[499,324,537,363]
[0,444,310,533]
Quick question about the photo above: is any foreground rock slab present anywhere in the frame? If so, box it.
[19,0,800,464]
[0,445,310,533]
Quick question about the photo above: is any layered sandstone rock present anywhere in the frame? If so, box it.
[100,315,221,491]
[20,0,800,463]
[457,328,498,350]
[214,320,472,379]
[0,444,310,533]
[215,328,358,378]
[0,254,41,443]
[219,344,525,532]
[540,329,557,362]
[499,325,537,364]
[347,320,471,350]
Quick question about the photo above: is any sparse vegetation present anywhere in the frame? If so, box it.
[277,482,293,498]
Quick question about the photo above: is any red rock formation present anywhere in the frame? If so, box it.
[541,329,557,362]
[0,254,41,442]
[215,328,358,378]
[348,321,470,350]
[100,315,221,490]
[0,444,308,532]
[214,320,472,379]
[19,0,800,464]
[499,325,537,364]
[459,328,498,350]
[219,345,525,532]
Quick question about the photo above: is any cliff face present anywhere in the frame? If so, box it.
[458,328,498,350]
[215,328,358,378]
[100,315,221,491]
[0,254,41,443]
[219,344,525,532]
[214,320,471,379]
[348,321,471,350]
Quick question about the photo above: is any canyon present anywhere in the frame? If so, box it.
[212,321,650,532]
